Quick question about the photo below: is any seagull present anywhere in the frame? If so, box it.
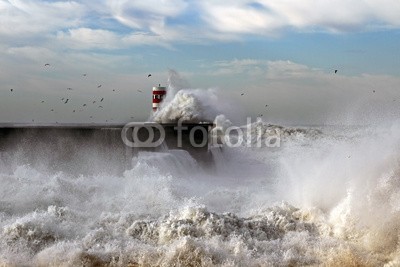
[97,85,102,88]
[100,98,104,102]
[334,70,338,74]
[64,99,69,104]
[147,74,152,77]
[44,63,50,67]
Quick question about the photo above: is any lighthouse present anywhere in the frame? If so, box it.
[152,85,166,112]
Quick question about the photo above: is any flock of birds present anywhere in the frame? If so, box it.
[7,63,153,123]
[7,65,384,123]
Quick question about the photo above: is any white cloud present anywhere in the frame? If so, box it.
[107,0,187,30]
[2,0,400,50]
[56,27,176,49]
[211,59,322,78]
[0,0,84,36]
[57,28,120,50]
[212,59,267,75]
[200,0,400,35]
[266,60,322,79]
[201,2,285,35]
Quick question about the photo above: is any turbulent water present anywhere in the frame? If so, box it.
[1,121,400,266]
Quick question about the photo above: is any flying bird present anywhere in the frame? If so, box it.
[44,63,50,67]
[137,90,142,93]
[147,74,152,77]
[93,101,96,104]
[73,110,76,113]
[241,93,244,96]
[64,99,69,104]
[41,101,45,103]
[51,109,54,112]
[83,74,87,77]
[265,104,268,107]
[373,90,376,93]
[67,87,72,90]
[97,85,102,88]
[98,106,103,108]
[100,98,104,102]
[10,88,13,92]
[83,104,87,107]
[112,89,115,92]
[334,70,338,74]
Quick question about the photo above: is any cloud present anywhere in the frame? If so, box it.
[106,0,188,34]
[57,28,120,50]
[2,0,400,50]
[56,28,175,49]
[212,59,267,76]
[0,0,84,36]
[266,60,322,79]
[200,0,400,35]
[210,59,320,78]
[107,0,188,27]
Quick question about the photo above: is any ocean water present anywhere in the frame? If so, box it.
[1,122,400,266]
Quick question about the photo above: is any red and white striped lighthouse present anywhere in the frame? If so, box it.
[152,85,166,112]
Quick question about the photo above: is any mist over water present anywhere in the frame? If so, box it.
[1,73,400,266]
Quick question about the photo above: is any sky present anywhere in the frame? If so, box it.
[1,0,400,125]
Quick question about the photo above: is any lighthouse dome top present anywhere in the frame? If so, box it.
[153,86,166,91]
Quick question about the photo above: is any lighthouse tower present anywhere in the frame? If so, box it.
[152,85,166,112]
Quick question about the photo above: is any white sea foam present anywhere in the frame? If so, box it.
[1,71,400,265]
[0,122,400,266]
[151,70,236,124]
